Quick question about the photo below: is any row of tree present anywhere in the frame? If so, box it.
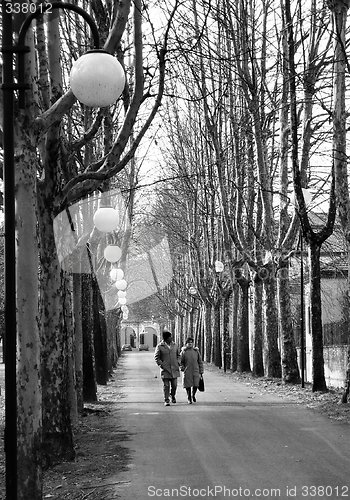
[134,0,350,398]
[1,0,350,498]
[1,0,184,498]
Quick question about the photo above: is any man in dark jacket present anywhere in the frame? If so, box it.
[154,329,180,406]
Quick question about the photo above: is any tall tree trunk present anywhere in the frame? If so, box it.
[237,278,251,373]
[222,293,231,372]
[213,301,222,368]
[278,8,299,385]
[73,273,84,413]
[327,0,350,401]
[309,241,328,392]
[38,198,74,467]
[82,273,97,402]
[230,285,239,372]
[343,247,350,402]
[63,273,78,426]
[177,313,185,347]
[285,0,336,392]
[252,277,264,377]
[115,310,123,357]
[278,260,300,383]
[93,281,108,385]
[17,138,42,499]
[204,302,212,362]
[37,7,75,466]
[106,309,119,373]
[264,269,282,378]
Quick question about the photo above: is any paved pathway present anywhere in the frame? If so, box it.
[109,351,350,500]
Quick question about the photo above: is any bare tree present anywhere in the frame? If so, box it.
[1,0,181,496]
[285,0,336,392]
[326,0,350,401]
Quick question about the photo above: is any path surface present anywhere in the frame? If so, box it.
[110,350,350,500]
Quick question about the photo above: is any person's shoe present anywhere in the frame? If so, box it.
[188,398,192,404]
[171,396,176,403]
[164,401,170,406]
[192,395,196,403]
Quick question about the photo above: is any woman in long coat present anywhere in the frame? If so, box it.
[180,337,204,404]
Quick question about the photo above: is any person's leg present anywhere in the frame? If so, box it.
[186,388,192,404]
[170,378,177,403]
[163,378,170,405]
[192,386,198,402]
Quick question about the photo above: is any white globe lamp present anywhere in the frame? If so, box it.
[115,268,124,280]
[117,290,126,298]
[110,268,117,281]
[93,207,119,232]
[115,279,127,291]
[110,267,124,281]
[70,50,125,107]
[118,297,127,305]
[104,245,122,263]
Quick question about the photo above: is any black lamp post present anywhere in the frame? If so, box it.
[1,2,125,498]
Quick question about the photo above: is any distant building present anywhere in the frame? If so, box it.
[121,321,160,349]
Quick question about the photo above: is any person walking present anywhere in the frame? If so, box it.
[180,337,204,404]
[154,329,181,406]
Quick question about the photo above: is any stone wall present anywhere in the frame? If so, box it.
[297,345,348,389]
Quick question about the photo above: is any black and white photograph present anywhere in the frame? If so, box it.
[0,0,350,499]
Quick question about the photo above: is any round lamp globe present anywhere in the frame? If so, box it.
[70,51,125,107]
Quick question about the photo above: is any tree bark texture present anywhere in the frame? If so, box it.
[106,309,120,374]
[93,281,109,385]
[204,302,212,363]
[81,273,97,402]
[73,273,84,413]
[230,286,239,372]
[327,0,350,401]
[237,279,251,373]
[38,203,74,467]
[263,269,282,378]
[63,273,78,427]
[278,260,300,383]
[222,294,231,372]
[213,302,222,368]
[16,136,42,500]
[309,242,328,392]
[252,278,264,377]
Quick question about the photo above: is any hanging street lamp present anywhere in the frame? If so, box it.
[110,267,124,281]
[70,50,125,107]
[1,2,125,498]
[104,245,122,263]
[115,278,127,291]
[93,206,120,233]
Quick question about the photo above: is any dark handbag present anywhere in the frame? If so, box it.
[198,375,205,392]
